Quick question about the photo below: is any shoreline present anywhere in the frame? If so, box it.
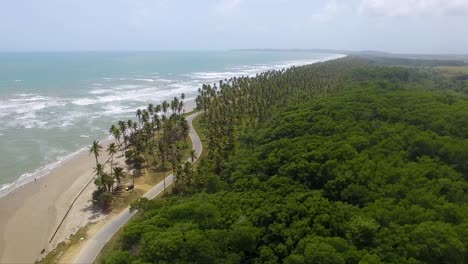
[0,99,197,263]
[0,140,115,263]
[0,98,199,200]
[0,55,344,263]
[0,54,345,199]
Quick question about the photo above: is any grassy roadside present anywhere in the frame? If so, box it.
[37,226,90,264]
[111,136,193,211]
[94,185,174,264]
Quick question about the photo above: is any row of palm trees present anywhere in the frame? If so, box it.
[89,94,195,209]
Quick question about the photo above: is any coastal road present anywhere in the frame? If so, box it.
[73,111,202,264]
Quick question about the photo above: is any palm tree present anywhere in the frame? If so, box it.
[118,120,128,148]
[107,143,118,181]
[136,109,142,125]
[155,104,161,116]
[190,150,197,163]
[162,100,169,117]
[178,100,184,116]
[113,166,125,188]
[89,140,103,166]
[127,120,133,133]
[102,172,114,192]
[93,163,105,190]
[110,126,123,151]
[180,118,190,146]
[148,103,154,117]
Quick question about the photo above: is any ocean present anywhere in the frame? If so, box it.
[0,51,343,197]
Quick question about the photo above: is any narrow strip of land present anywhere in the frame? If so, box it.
[73,111,202,264]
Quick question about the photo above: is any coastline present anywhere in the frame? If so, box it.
[0,99,200,200]
[0,55,344,263]
[0,53,345,200]
[0,99,197,263]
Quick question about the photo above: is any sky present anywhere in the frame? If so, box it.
[1,0,468,53]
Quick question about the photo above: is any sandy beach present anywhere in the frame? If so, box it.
[0,100,197,263]
[0,142,112,263]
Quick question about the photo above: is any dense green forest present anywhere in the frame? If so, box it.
[101,58,468,264]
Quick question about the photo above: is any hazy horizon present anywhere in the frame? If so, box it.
[1,0,468,54]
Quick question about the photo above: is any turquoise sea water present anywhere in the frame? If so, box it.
[0,51,342,196]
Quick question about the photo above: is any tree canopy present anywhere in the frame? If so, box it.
[101,58,468,264]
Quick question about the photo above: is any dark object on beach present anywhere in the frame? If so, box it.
[125,184,134,191]
[41,248,45,254]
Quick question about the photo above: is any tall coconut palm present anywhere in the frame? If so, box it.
[180,118,190,146]
[190,150,197,163]
[136,109,142,126]
[155,104,161,116]
[113,166,125,188]
[102,172,114,192]
[89,140,103,166]
[93,163,105,190]
[148,103,154,117]
[162,100,169,117]
[107,143,118,180]
[178,100,184,116]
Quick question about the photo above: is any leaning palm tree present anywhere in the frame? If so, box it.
[89,140,103,166]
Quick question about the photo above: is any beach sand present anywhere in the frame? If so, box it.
[0,99,197,263]
[0,143,113,263]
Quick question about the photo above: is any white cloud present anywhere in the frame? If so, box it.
[127,0,168,28]
[360,0,468,17]
[311,0,346,21]
[215,0,242,15]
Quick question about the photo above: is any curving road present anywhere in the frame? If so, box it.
[73,111,202,264]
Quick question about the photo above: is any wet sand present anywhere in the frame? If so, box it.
[0,143,112,263]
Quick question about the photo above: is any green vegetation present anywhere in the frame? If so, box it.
[362,56,467,67]
[89,94,193,210]
[38,226,90,264]
[100,58,468,263]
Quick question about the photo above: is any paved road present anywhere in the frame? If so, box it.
[74,111,202,264]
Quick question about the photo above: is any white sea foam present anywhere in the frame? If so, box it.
[187,54,346,83]
[0,53,345,198]
[0,146,88,198]
[101,104,136,115]
[71,98,98,106]
[134,78,154,82]
[89,89,114,95]
[0,94,66,129]
[156,78,173,83]
[112,84,144,90]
